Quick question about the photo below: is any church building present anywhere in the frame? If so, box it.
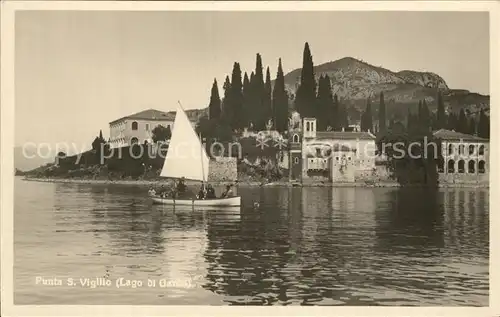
[288,111,377,183]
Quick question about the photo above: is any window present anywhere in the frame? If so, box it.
[468,160,475,173]
[280,153,284,163]
[458,160,465,173]
[479,145,485,155]
[448,160,455,173]
[130,137,139,145]
[348,157,352,161]
[458,145,464,155]
[448,144,453,155]
[292,134,299,143]
[311,122,314,131]
[336,157,339,161]
[145,123,150,131]
[306,122,310,132]
[132,121,138,130]
[469,145,475,155]
[316,148,321,157]
[478,160,486,173]
[294,157,299,164]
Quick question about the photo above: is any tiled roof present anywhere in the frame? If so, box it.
[432,129,488,142]
[110,109,175,125]
[315,131,376,140]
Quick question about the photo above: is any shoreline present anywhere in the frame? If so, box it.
[20,177,489,189]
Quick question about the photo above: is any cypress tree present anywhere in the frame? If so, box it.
[208,78,221,120]
[378,92,386,135]
[478,109,490,139]
[252,53,266,130]
[272,58,289,133]
[468,117,476,135]
[361,98,373,132]
[436,91,446,129]
[264,66,272,128]
[242,72,250,128]
[457,109,468,134]
[332,93,340,131]
[228,62,244,130]
[316,75,333,130]
[295,42,317,118]
[419,99,430,132]
[221,75,231,123]
[337,99,348,130]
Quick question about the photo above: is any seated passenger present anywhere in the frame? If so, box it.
[206,184,216,199]
[220,185,234,198]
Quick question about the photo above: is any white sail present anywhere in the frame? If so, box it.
[160,103,209,181]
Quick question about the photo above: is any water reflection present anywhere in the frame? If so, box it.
[15,179,489,306]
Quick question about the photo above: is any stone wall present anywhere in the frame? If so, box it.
[438,173,489,186]
[354,166,394,183]
[208,157,237,182]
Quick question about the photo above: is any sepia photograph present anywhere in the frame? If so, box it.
[1,1,499,315]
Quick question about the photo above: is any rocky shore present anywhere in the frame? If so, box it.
[21,177,488,189]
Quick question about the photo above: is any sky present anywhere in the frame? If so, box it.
[14,10,489,150]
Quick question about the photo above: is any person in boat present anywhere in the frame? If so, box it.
[197,181,206,200]
[220,184,234,198]
[148,187,156,196]
[172,177,188,198]
[205,184,216,199]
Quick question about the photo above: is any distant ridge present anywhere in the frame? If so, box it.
[281,56,489,120]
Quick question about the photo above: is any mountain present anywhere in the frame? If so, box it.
[281,57,489,121]
[167,108,208,122]
[14,146,54,172]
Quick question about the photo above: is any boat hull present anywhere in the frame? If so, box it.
[151,195,241,207]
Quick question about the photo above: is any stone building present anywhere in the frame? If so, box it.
[288,112,377,183]
[108,109,196,149]
[433,129,489,184]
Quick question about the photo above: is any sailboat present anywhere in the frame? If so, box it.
[149,102,241,207]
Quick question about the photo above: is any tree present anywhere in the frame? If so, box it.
[224,63,244,130]
[418,99,430,133]
[457,109,468,134]
[242,72,251,128]
[316,75,334,130]
[208,78,221,120]
[337,96,348,130]
[447,112,457,131]
[468,117,476,135]
[151,125,172,143]
[478,109,490,138]
[361,98,373,132]
[99,130,105,143]
[264,66,273,127]
[436,91,446,129]
[272,58,289,133]
[378,92,387,135]
[294,42,316,118]
[221,75,231,120]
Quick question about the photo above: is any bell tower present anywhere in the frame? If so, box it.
[303,117,316,139]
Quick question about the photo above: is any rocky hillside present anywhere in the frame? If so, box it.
[282,57,489,120]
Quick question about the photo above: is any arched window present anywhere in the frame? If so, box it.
[130,137,139,145]
[468,160,475,173]
[311,122,315,131]
[294,157,299,164]
[469,145,475,155]
[292,134,299,143]
[131,121,138,130]
[447,160,455,173]
[306,122,310,132]
[478,145,485,155]
[448,144,453,155]
[458,160,465,173]
[478,160,486,173]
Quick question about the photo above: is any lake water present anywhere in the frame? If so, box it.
[13,177,489,306]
